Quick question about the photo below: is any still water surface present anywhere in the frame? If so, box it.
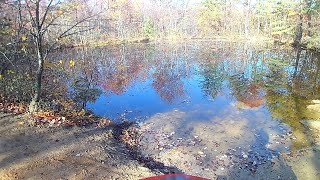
[52,41,320,152]
[50,41,320,177]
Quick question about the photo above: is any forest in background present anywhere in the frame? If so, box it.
[1,0,320,47]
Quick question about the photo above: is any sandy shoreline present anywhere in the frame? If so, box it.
[0,113,319,179]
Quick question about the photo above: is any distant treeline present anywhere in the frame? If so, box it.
[1,0,320,47]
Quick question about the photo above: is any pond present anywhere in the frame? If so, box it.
[50,41,320,177]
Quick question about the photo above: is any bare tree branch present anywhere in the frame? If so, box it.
[60,27,94,38]
[44,14,96,60]
[0,51,15,68]
[35,0,40,29]
[40,0,61,28]
[40,0,55,29]
[42,10,66,33]
[25,1,37,29]
[54,14,95,39]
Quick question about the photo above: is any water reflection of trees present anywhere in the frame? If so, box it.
[152,62,185,103]
[197,44,320,149]
[49,43,320,149]
[199,42,267,105]
[50,44,192,103]
[100,45,147,95]
[71,77,102,109]
[201,62,225,99]
[151,46,192,103]
[264,49,320,149]
[230,74,265,109]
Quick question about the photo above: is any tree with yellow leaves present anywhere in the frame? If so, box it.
[21,0,98,112]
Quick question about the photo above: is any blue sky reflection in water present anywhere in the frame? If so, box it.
[54,41,320,152]
[86,42,276,122]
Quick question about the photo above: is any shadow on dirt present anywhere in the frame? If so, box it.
[112,122,184,174]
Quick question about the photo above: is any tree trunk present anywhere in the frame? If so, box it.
[244,0,251,39]
[293,14,303,46]
[293,47,301,77]
[306,0,312,37]
[29,35,44,113]
[307,13,312,37]
[29,0,44,113]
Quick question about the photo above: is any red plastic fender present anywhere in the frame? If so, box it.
[141,174,211,180]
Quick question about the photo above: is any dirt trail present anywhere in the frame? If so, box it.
[0,113,319,180]
[0,113,156,180]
